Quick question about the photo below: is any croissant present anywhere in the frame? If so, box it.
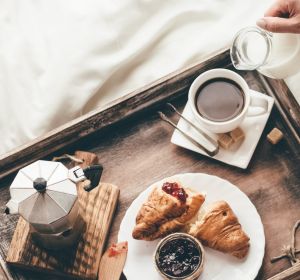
[132,182,205,241]
[189,200,250,259]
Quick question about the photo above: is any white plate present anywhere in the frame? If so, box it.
[118,173,265,280]
[171,90,274,169]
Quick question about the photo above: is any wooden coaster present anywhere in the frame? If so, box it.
[6,152,120,280]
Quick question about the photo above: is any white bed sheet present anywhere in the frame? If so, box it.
[0,0,298,155]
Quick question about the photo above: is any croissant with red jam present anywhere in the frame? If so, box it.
[132,182,205,241]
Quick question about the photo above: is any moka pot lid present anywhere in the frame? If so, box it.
[8,160,78,226]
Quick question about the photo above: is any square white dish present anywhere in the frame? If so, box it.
[171,90,274,169]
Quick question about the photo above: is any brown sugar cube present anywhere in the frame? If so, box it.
[229,127,245,142]
[218,133,234,149]
[267,127,283,144]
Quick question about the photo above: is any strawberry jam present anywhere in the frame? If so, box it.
[162,182,188,203]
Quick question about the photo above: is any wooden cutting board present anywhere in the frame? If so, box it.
[6,151,120,280]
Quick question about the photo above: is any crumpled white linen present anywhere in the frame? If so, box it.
[0,0,297,155]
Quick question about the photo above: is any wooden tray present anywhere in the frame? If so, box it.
[0,49,299,280]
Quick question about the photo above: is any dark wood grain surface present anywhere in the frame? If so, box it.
[267,263,300,280]
[257,75,300,144]
[0,50,299,280]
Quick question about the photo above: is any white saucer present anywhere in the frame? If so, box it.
[171,90,274,169]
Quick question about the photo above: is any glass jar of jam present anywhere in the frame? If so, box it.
[154,233,204,280]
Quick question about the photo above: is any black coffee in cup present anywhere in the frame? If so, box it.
[195,78,245,122]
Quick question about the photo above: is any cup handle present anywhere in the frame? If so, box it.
[246,92,269,117]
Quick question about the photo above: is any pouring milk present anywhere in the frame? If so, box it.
[230,26,300,79]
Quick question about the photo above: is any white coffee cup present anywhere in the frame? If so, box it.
[188,68,268,133]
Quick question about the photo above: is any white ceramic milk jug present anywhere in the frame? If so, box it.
[230,26,300,79]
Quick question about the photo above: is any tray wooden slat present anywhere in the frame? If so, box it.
[267,263,300,280]
[256,73,300,144]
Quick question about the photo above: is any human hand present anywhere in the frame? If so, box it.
[257,0,300,33]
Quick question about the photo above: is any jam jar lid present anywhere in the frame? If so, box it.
[154,233,205,280]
